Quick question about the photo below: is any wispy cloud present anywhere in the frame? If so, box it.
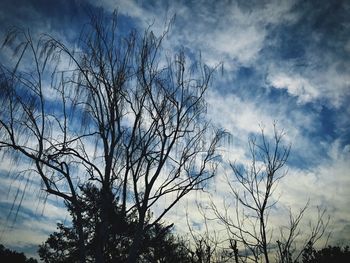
[0,0,349,258]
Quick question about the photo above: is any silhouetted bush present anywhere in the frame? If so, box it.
[301,242,350,263]
[0,244,38,263]
[38,184,192,262]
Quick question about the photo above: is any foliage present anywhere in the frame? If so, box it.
[301,242,350,263]
[0,244,38,263]
[38,184,192,263]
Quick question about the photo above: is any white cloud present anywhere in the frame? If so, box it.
[1,0,349,257]
[165,135,350,252]
[277,139,350,244]
[268,72,321,103]
[0,179,68,257]
[86,0,299,68]
[320,61,350,108]
[207,90,275,136]
[267,58,350,108]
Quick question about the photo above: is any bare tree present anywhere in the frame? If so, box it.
[186,206,221,263]
[185,202,242,263]
[276,206,329,263]
[0,28,88,262]
[0,13,223,263]
[211,125,329,263]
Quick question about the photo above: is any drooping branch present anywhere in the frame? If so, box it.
[1,13,223,263]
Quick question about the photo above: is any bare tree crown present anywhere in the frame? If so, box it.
[0,14,224,263]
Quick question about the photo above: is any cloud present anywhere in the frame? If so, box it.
[267,72,320,104]
[0,175,68,259]
[165,0,299,68]
[276,139,350,242]
[266,58,350,108]
[1,0,350,258]
[166,133,350,251]
[85,0,299,68]
[263,0,350,109]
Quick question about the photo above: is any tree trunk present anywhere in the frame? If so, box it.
[95,185,114,263]
[231,240,239,263]
[260,216,269,263]
[127,211,146,263]
[74,202,87,263]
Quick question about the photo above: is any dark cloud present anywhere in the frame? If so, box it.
[0,0,91,41]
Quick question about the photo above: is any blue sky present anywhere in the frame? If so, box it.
[0,0,349,259]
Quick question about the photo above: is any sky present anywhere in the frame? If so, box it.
[0,0,349,260]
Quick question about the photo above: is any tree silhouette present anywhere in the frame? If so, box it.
[0,12,223,263]
[0,244,38,263]
[210,126,329,263]
[38,184,192,263]
[301,242,350,263]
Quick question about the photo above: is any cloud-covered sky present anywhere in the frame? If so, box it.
[0,0,349,259]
